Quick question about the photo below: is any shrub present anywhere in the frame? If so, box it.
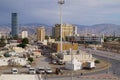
[22,38,29,44]
[95,60,100,64]
[17,43,26,48]
[4,53,10,57]
[28,57,34,63]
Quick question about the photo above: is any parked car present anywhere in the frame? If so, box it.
[58,60,64,65]
[52,60,57,64]
[45,67,53,74]
[36,67,45,74]
[29,67,36,74]
[11,68,18,74]
[25,64,31,68]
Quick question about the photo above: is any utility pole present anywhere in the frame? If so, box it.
[58,0,65,53]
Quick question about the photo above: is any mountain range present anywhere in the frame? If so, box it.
[0,23,120,36]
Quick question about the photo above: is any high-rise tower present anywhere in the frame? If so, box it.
[11,13,18,37]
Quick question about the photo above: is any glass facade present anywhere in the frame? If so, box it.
[11,13,18,37]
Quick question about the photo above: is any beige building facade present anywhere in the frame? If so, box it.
[53,24,77,40]
[37,27,45,41]
[48,42,78,52]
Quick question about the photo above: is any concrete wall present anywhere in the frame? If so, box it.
[63,54,94,63]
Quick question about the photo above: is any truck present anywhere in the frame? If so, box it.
[84,61,95,69]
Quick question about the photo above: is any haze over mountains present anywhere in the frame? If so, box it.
[0,23,120,36]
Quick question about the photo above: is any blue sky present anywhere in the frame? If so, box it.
[0,0,120,25]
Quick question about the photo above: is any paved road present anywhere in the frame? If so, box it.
[43,47,120,80]
[43,49,120,80]
[78,47,120,78]
[79,47,120,61]
[33,56,50,68]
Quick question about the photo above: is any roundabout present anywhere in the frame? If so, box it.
[46,59,111,77]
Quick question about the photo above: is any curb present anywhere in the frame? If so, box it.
[46,61,111,77]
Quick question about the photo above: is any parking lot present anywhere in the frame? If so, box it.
[0,56,52,74]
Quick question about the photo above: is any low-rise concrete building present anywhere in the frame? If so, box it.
[12,46,25,53]
[58,50,95,63]
[0,58,9,66]
[65,58,82,70]
[66,34,104,45]
[48,37,55,43]
[32,50,41,57]
[52,50,95,69]
[0,57,27,66]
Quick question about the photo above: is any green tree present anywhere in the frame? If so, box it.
[50,35,55,39]
[28,57,34,63]
[104,37,108,42]
[95,60,100,64]
[22,38,29,44]
[12,35,19,40]
[0,36,6,47]
[117,38,120,43]
[56,36,60,41]
[17,43,26,48]
[0,41,6,47]
[45,35,49,39]
[4,53,10,57]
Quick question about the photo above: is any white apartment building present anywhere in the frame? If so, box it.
[58,50,95,63]
[0,57,27,66]
[21,30,28,39]
[65,58,82,70]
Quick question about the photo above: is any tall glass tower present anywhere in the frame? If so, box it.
[11,13,18,37]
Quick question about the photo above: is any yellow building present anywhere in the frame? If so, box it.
[48,42,78,52]
[37,27,45,41]
[53,24,76,40]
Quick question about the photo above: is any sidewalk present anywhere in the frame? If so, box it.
[77,74,118,80]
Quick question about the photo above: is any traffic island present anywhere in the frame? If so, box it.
[47,59,111,77]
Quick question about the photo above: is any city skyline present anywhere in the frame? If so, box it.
[0,0,120,25]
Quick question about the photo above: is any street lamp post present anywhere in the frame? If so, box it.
[58,0,65,53]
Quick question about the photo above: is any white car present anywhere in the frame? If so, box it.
[11,68,18,74]
[52,60,57,64]
[45,67,53,74]
[29,67,36,74]
[36,67,45,74]
[25,64,31,68]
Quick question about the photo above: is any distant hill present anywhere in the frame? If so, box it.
[0,23,120,36]
[76,24,120,36]
[0,25,10,33]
